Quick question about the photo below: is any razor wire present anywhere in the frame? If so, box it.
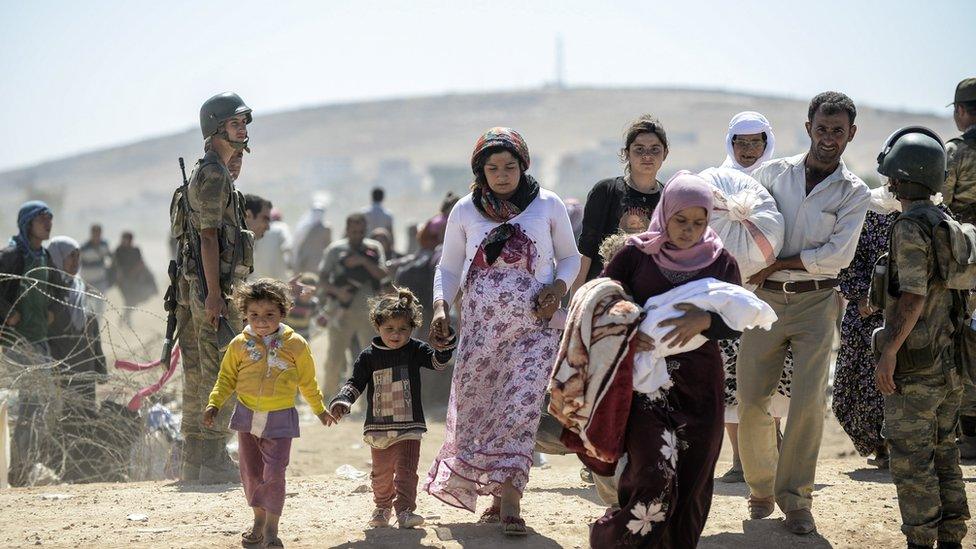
[1,268,183,486]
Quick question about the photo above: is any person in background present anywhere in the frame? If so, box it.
[79,223,112,318]
[424,191,460,249]
[831,202,898,469]
[719,111,777,175]
[564,198,584,242]
[243,194,272,241]
[362,186,394,236]
[292,202,332,275]
[47,236,107,413]
[252,208,292,282]
[572,115,668,295]
[113,231,157,327]
[285,272,319,341]
[2,201,56,486]
[370,227,401,265]
[712,111,791,484]
[317,213,387,397]
[943,77,976,460]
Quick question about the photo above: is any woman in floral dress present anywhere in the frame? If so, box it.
[425,127,581,535]
[590,172,742,548]
[832,209,898,465]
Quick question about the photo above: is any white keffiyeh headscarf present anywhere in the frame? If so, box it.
[720,111,776,175]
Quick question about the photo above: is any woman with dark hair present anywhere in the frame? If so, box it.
[590,172,742,548]
[571,115,669,294]
[425,127,581,535]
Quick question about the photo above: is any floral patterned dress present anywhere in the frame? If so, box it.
[832,211,896,456]
[424,225,559,511]
[591,245,739,548]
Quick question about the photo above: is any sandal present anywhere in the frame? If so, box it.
[264,537,284,548]
[241,528,264,547]
[478,505,501,524]
[502,516,528,536]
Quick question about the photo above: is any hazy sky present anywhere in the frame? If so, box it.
[0,0,970,172]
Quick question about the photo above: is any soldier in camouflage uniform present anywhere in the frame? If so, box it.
[944,77,976,459]
[174,92,255,484]
[872,127,970,549]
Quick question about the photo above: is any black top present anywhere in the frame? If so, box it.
[578,177,663,280]
[330,337,455,435]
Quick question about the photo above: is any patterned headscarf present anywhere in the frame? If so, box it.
[471,127,530,173]
[627,171,724,272]
[469,127,540,264]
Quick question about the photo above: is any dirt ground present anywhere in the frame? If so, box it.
[3,304,975,548]
[3,404,976,549]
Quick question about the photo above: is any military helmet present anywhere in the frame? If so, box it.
[876,126,947,194]
[199,92,252,139]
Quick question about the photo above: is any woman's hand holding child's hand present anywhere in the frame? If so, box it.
[658,303,711,348]
[202,406,218,428]
[533,281,566,321]
[429,301,452,350]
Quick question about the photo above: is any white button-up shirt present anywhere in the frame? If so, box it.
[752,153,870,282]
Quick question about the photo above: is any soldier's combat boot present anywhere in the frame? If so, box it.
[959,416,976,460]
[958,434,976,460]
[179,438,202,483]
[199,439,240,484]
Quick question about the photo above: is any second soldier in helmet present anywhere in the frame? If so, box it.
[872,126,971,549]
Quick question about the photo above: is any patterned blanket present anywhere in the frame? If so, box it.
[548,277,643,473]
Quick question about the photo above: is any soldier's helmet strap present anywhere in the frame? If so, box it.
[216,128,250,153]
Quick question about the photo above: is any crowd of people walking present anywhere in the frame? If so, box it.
[3,78,976,548]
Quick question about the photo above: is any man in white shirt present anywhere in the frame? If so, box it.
[736,92,870,536]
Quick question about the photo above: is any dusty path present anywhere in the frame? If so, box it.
[3,411,976,548]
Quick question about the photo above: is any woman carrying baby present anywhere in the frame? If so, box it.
[590,171,743,548]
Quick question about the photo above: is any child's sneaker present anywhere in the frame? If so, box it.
[397,511,425,529]
[368,507,392,528]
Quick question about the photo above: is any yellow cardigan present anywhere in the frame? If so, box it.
[208,324,326,415]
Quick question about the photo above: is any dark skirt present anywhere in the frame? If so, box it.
[590,347,725,548]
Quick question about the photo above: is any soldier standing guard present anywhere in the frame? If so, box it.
[172,92,256,483]
[944,77,976,459]
[872,126,971,549]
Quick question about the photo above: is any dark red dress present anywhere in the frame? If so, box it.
[590,245,741,548]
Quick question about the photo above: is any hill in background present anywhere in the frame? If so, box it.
[0,86,956,274]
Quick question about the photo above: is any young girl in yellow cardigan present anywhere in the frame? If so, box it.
[203,278,333,548]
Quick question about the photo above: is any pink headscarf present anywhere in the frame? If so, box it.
[627,171,724,272]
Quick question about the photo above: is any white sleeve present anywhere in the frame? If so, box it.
[549,195,582,286]
[799,184,870,276]
[433,203,467,304]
